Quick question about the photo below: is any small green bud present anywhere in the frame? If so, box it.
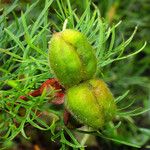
[65,79,116,129]
[49,29,97,88]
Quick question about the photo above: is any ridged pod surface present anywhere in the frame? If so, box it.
[49,29,97,88]
[65,79,117,129]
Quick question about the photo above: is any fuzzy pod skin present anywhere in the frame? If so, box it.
[49,29,97,88]
[65,79,117,129]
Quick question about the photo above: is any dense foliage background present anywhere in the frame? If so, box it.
[0,0,150,149]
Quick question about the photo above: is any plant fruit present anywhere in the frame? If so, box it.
[49,29,97,88]
[65,79,116,129]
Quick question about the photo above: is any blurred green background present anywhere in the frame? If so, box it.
[0,0,150,149]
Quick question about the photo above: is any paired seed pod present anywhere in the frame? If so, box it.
[49,29,97,88]
[49,29,116,129]
[65,79,117,129]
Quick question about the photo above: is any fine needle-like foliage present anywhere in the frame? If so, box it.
[0,0,150,149]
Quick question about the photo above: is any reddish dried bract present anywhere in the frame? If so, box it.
[63,109,71,125]
[19,78,65,105]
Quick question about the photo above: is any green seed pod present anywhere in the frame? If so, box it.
[65,79,117,129]
[49,29,97,88]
